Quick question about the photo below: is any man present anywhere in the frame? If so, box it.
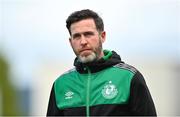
[47,9,156,116]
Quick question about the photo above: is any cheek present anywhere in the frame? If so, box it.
[92,38,101,47]
[71,42,79,51]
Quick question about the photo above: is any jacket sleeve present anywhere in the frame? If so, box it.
[129,71,157,116]
[47,83,64,116]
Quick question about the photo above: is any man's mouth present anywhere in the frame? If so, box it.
[79,49,92,53]
[79,49,92,56]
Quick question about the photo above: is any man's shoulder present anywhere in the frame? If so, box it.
[55,68,76,82]
[62,67,76,75]
[113,62,147,85]
[113,62,138,74]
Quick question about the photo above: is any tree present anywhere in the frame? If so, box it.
[0,54,21,115]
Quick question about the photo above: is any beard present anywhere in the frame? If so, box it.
[73,38,103,63]
[78,52,97,63]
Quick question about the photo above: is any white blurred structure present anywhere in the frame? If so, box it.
[30,61,72,115]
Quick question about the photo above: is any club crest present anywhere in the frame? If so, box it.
[101,81,118,99]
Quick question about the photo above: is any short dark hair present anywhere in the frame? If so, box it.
[66,9,104,35]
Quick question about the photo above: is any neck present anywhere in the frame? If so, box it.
[97,51,104,60]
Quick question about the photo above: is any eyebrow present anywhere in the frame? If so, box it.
[72,31,94,36]
[83,31,94,35]
[72,33,81,38]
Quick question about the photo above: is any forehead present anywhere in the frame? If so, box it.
[70,19,97,34]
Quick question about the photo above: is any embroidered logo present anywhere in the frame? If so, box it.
[102,81,118,99]
[65,91,74,99]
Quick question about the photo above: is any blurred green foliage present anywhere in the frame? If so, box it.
[0,54,21,115]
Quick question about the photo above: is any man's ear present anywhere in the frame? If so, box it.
[101,31,106,43]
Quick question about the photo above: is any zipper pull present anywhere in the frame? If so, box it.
[83,67,87,71]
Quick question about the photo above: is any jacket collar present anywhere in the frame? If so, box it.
[74,50,123,74]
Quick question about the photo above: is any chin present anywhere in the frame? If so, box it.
[79,53,96,63]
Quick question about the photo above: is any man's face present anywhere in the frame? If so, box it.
[69,18,106,63]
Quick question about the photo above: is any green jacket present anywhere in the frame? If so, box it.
[47,50,156,116]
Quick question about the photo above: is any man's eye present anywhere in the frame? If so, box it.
[84,32,94,37]
[72,34,81,39]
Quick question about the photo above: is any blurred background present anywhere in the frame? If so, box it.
[0,0,179,116]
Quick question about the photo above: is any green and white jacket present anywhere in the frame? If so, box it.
[47,50,156,116]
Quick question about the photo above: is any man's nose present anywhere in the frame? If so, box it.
[80,36,88,45]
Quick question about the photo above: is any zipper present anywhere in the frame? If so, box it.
[86,67,91,117]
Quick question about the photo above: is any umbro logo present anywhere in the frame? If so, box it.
[65,91,74,99]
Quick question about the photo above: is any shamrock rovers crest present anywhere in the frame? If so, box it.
[102,81,118,99]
